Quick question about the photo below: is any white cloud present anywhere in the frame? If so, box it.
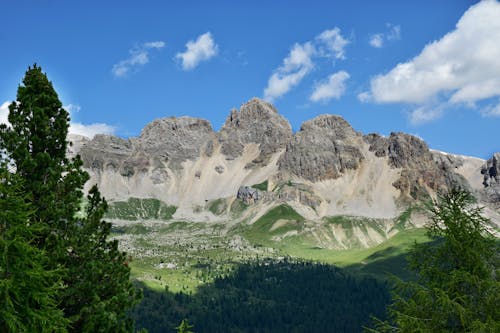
[144,41,166,49]
[409,104,445,125]
[0,101,10,125]
[367,0,500,123]
[369,34,384,48]
[480,100,500,117]
[315,28,349,60]
[357,91,372,103]
[176,32,218,70]
[264,42,315,101]
[386,24,401,41]
[67,105,115,138]
[369,24,400,48]
[64,103,81,113]
[263,27,349,101]
[310,71,350,103]
[69,122,115,138]
[112,40,165,77]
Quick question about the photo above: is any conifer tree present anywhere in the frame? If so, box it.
[0,64,141,332]
[368,188,500,332]
[0,165,69,332]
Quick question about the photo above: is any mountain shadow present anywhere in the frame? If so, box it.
[130,260,390,333]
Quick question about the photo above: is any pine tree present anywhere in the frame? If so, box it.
[176,319,195,333]
[0,165,69,332]
[368,188,500,332]
[0,64,141,331]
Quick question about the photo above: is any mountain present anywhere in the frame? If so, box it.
[70,98,500,248]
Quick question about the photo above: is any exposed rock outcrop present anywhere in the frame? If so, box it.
[482,153,500,187]
[137,116,214,170]
[79,134,134,174]
[365,133,468,200]
[71,98,496,224]
[218,98,292,166]
[279,115,364,182]
[237,186,260,204]
[481,153,500,207]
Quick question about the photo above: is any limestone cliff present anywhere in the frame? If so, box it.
[71,98,499,226]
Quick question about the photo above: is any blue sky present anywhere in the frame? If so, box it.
[1,0,499,159]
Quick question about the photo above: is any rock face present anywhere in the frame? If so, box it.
[218,98,292,166]
[481,153,500,206]
[279,115,364,182]
[364,132,466,200]
[482,153,500,187]
[137,116,214,170]
[79,117,215,183]
[237,186,260,204]
[79,134,134,175]
[72,98,498,224]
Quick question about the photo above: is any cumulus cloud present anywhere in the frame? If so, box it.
[112,40,165,77]
[264,27,349,101]
[369,24,400,48]
[364,0,500,123]
[0,101,9,125]
[408,104,446,125]
[176,32,218,70]
[480,100,500,117]
[69,122,115,138]
[65,104,115,138]
[264,42,315,101]
[310,71,350,103]
[315,28,349,60]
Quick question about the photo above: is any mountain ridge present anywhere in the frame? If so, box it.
[69,98,500,235]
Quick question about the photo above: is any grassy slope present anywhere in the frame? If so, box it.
[241,204,429,279]
[121,202,430,293]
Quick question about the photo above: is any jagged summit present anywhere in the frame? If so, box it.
[279,114,363,182]
[72,98,499,226]
[219,97,292,165]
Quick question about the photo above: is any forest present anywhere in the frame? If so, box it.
[131,260,390,333]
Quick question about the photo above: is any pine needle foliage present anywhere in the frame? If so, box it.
[367,188,500,332]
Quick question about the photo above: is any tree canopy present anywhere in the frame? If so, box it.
[0,64,141,332]
[369,188,500,332]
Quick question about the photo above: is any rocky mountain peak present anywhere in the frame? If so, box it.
[278,114,364,182]
[300,114,359,140]
[218,98,292,165]
[138,116,214,169]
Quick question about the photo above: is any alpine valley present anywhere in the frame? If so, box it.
[70,98,499,331]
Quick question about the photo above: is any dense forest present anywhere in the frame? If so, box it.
[131,260,390,333]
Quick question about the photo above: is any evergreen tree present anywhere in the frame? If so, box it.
[0,165,69,332]
[176,319,195,333]
[368,188,500,332]
[0,65,141,332]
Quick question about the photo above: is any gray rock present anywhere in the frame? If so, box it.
[482,153,500,187]
[366,132,468,200]
[481,153,500,206]
[138,116,214,170]
[215,165,225,174]
[218,98,292,166]
[275,183,322,210]
[237,186,260,204]
[79,134,134,173]
[150,168,169,184]
[279,115,364,182]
